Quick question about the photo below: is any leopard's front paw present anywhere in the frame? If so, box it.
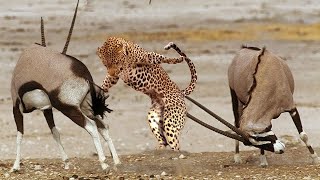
[168,56,185,64]
[177,56,185,63]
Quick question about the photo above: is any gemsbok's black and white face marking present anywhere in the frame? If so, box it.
[248,130,285,154]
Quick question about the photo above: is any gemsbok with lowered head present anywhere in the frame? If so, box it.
[10,0,119,172]
[228,45,319,167]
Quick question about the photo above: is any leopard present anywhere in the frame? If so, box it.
[96,37,197,150]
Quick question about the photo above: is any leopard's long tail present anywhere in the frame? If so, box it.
[164,42,197,96]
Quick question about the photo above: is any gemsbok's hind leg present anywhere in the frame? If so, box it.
[43,109,69,169]
[96,119,121,165]
[230,88,242,164]
[59,106,109,171]
[11,105,24,172]
[290,108,319,164]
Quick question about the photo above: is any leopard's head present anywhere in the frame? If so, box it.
[97,37,128,69]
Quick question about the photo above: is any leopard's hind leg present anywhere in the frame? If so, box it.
[163,103,186,151]
[147,105,168,149]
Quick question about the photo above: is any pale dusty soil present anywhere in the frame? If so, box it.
[1,147,320,180]
[0,0,320,179]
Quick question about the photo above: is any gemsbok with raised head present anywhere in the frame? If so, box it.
[10,0,120,172]
[228,45,319,167]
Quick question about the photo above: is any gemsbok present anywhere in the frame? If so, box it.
[10,0,119,172]
[228,45,319,167]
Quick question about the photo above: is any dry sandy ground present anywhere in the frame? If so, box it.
[1,147,320,180]
[0,0,320,179]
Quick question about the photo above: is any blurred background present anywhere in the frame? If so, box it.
[0,0,319,160]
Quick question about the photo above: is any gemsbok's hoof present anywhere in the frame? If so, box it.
[101,163,111,174]
[114,159,121,165]
[259,163,268,168]
[9,168,19,173]
[105,166,111,174]
[313,158,320,164]
[63,162,70,170]
[101,162,110,171]
[234,154,242,164]
[112,164,120,172]
[259,155,268,168]
[311,154,319,164]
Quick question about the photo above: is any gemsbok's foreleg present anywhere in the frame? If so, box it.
[230,88,242,164]
[43,109,69,169]
[259,149,268,167]
[11,105,24,172]
[290,108,319,164]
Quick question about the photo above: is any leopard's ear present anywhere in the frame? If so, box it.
[97,47,102,55]
[97,47,105,60]
[116,43,128,56]
[123,44,128,56]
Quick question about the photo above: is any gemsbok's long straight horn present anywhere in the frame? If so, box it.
[62,0,79,55]
[185,96,250,142]
[186,113,246,142]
